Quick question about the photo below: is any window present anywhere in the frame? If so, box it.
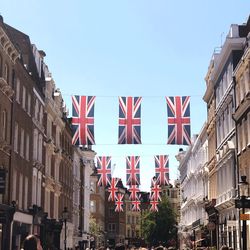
[109,207,114,217]
[37,172,42,206]
[39,105,43,124]
[54,194,59,219]
[127,215,131,224]
[27,94,31,115]
[108,223,116,232]
[19,173,23,209]
[45,189,50,217]
[242,118,247,149]
[2,110,7,141]
[22,86,26,110]
[16,78,20,103]
[46,154,51,176]
[35,100,39,120]
[244,69,250,93]
[12,169,17,201]
[38,134,43,162]
[55,162,59,182]
[24,177,28,210]
[32,171,37,205]
[14,123,18,152]
[4,63,9,83]
[26,134,29,160]
[90,200,96,213]
[33,129,38,161]
[20,128,24,157]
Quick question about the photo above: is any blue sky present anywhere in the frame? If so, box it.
[1,1,250,191]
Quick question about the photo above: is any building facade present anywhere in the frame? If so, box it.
[204,20,250,249]
[233,17,250,248]
[0,17,19,250]
[124,192,141,248]
[90,170,106,248]
[177,126,208,249]
[105,179,126,248]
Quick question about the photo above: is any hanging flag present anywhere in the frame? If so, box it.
[154,155,170,186]
[128,185,140,201]
[150,183,161,202]
[115,193,124,212]
[131,199,141,212]
[150,200,159,212]
[166,96,191,145]
[96,156,112,187]
[108,177,119,201]
[126,156,140,186]
[118,96,142,144]
[72,95,96,145]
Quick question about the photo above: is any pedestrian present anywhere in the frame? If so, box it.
[220,246,229,250]
[34,235,43,250]
[22,234,41,250]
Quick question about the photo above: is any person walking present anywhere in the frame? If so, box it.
[21,234,43,250]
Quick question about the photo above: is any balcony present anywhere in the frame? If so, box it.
[215,188,236,210]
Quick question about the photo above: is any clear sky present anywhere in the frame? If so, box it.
[1,1,249,191]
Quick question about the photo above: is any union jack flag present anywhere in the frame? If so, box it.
[72,95,96,145]
[150,183,161,202]
[131,200,141,212]
[115,193,124,212]
[155,155,170,186]
[96,156,112,187]
[166,96,191,145]
[108,177,119,201]
[128,185,140,201]
[118,97,142,144]
[126,156,140,186]
[150,200,159,212]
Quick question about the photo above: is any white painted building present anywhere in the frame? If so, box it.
[72,147,96,248]
[177,124,208,249]
[82,149,96,238]
[209,23,245,249]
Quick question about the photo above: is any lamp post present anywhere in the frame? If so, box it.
[62,207,69,250]
[239,176,249,250]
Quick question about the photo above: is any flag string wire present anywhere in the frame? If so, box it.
[60,93,203,98]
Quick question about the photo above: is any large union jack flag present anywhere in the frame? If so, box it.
[72,95,96,145]
[126,156,140,186]
[166,96,191,145]
[155,155,170,186]
[128,185,140,201]
[150,183,161,202]
[118,96,142,144]
[96,156,112,187]
[108,177,119,201]
[115,193,124,212]
[131,199,141,212]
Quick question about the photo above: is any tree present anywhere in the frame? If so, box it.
[89,215,100,237]
[141,196,177,247]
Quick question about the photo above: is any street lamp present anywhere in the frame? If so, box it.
[62,207,69,250]
[239,176,249,250]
